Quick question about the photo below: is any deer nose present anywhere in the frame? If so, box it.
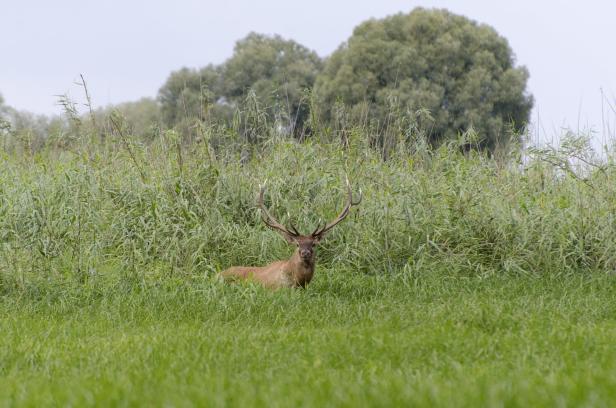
[300,249,311,258]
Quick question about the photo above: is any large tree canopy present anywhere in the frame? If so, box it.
[222,33,322,132]
[0,93,10,133]
[315,8,534,149]
[158,33,322,135]
[158,65,224,127]
[0,93,8,117]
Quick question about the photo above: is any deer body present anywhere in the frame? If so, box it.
[221,248,315,288]
[220,179,361,289]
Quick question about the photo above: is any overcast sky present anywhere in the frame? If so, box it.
[1,0,614,143]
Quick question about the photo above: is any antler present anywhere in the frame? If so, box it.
[312,177,362,238]
[257,181,300,237]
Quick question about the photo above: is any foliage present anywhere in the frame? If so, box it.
[223,33,322,136]
[96,97,162,141]
[0,109,69,154]
[158,65,231,132]
[0,123,614,284]
[158,33,322,139]
[315,8,534,150]
[0,93,11,139]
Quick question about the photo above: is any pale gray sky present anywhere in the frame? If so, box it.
[1,0,614,143]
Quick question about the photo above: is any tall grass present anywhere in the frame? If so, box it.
[1,110,615,297]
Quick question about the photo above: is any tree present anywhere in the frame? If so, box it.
[97,98,162,141]
[315,8,534,150]
[0,94,11,140]
[0,95,68,153]
[158,65,226,127]
[0,93,8,118]
[222,33,322,135]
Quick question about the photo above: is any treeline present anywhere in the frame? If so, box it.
[1,8,533,154]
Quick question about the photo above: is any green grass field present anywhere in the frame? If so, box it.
[2,271,616,407]
[2,120,616,406]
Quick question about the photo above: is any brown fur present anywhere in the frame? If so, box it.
[221,237,317,289]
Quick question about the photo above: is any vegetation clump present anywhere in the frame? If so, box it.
[315,8,533,150]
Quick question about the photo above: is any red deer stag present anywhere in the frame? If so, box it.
[221,179,362,289]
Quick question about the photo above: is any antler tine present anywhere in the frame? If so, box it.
[288,221,301,236]
[312,177,361,238]
[311,219,324,236]
[285,211,302,236]
[257,182,299,237]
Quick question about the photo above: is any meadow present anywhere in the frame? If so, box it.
[1,117,616,406]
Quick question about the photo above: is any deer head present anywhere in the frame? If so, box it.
[257,178,362,263]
